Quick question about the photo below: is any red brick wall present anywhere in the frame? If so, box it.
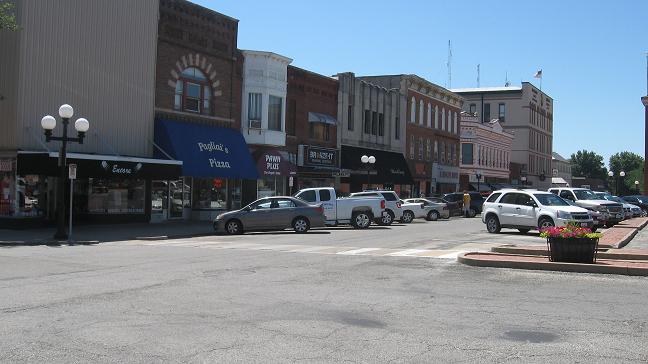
[155,0,242,129]
[286,66,339,155]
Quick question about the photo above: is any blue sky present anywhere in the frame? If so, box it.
[196,0,647,167]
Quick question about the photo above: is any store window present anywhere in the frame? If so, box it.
[1,159,16,217]
[257,176,285,198]
[248,93,263,128]
[192,178,227,209]
[174,67,211,114]
[87,178,145,214]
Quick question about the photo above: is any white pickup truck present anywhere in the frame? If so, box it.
[294,187,386,229]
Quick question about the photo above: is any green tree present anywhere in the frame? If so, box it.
[609,152,644,195]
[570,150,607,179]
[0,1,18,31]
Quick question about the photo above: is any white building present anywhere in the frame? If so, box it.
[551,152,572,187]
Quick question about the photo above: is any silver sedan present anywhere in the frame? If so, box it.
[214,196,326,235]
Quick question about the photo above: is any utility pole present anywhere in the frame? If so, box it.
[477,64,480,87]
[447,40,452,89]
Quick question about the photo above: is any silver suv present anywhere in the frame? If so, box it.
[548,187,624,228]
[349,190,403,225]
[482,189,594,234]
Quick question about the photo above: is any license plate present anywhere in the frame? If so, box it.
[580,222,589,227]
[616,214,622,219]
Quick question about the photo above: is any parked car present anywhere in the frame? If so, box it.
[403,198,450,221]
[349,190,403,225]
[294,187,386,229]
[621,195,648,216]
[213,196,326,235]
[564,199,603,231]
[442,192,485,217]
[548,187,624,228]
[482,189,594,234]
[593,192,640,219]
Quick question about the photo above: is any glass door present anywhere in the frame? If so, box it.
[168,179,184,219]
[151,180,169,218]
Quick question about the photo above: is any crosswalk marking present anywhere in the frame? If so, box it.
[125,238,478,260]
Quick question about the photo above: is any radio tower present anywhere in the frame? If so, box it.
[447,40,452,89]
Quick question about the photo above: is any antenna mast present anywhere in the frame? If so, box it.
[447,40,452,89]
[477,64,480,87]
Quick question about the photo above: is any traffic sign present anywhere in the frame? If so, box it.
[68,164,77,180]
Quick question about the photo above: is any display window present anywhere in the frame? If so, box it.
[193,178,228,209]
[1,168,15,217]
[87,178,145,214]
[257,176,285,198]
[16,175,47,217]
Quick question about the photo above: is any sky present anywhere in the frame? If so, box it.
[196,0,648,167]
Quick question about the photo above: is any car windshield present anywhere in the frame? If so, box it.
[609,196,625,203]
[574,189,599,200]
[534,194,569,206]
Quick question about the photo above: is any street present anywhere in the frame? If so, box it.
[1,218,648,363]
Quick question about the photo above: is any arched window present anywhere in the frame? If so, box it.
[453,112,458,134]
[410,97,416,123]
[174,67,211,114]
[434,106,438,129]
[427,103,432,127]
[441,108,446,130]
[419,100,424,125]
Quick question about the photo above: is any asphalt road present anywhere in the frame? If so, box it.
[1,217,646,363]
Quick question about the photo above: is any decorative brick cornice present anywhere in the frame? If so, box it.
[405,75,464,107]
[642,96,648,107]
[166,53,223,97]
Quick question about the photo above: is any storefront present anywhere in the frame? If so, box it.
[339,145,414,197]
[154,119,259,221]
[249,149,297,201]
[408,160,432,197]
[0,151,183,227]
[431,163,460,194]
[296,145,338,190]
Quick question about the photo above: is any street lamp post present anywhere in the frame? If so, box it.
[41,104,89,240]
[608,171,614,194]
[520,176,527,186]
[361,155,376,189]
[635,180,640,194]
[619,171,626,196]
[475,172,482,193]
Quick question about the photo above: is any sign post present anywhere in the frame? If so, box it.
[289,176,294,195]
[68,164,77,242]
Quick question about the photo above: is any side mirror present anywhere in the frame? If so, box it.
[243,206,251,212]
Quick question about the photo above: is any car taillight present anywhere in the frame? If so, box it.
[381,200,385,209]
[396,202,401,208]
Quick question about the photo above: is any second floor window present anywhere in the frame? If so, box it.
[268,95,282,131]
[309,123,330,141]
[248,93,262,128]
[498,103,506,122]
[174,67,211,114]
[483,103,491,122]
[469,104,476,113]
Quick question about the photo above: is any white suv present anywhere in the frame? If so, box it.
[482,189,594,234]
[349,190,403,225]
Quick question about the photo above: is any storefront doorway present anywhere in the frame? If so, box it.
[151,178,189,221]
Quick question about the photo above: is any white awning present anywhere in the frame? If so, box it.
[308,112,337,125]
[551,177,569,186]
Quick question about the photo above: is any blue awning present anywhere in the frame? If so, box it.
[154,119,259,179]
[308,112,337,125]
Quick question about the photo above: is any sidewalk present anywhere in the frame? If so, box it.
[0,220,214,245]
[459,217,648,276]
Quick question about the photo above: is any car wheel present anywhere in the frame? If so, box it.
[468,208,477,218]
[518,228,530,234]
[379,210,394,226]
[292,217,310,233]
[427,210,439,221]
[352,212,371,229]
[485,215,501,233]
[225,219,243,235]
[538,217,555,230]
[641,209,648,217]
[401,210,414,223]
[605,222,615,228]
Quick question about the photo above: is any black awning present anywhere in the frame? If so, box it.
[17,152,182,180]
[340,145,414,185]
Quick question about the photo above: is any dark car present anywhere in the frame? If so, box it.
[442,192,485,217]
[213,196,326,234]
[622,195,648,216]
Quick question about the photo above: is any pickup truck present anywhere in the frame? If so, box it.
[294,187,386,229]
[548,187,624,228]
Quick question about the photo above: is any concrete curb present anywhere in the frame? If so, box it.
[458,252,648,276]
[491,245,648,261]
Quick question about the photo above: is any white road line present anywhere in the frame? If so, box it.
[336,248,381,255]
[287,245,336,253]
[437,251,465,259]
[387,249,430,257]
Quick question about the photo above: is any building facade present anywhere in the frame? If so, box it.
[452,83,554,190]
[360,75,463,195]
[152,0,259,221]
[239,50,295,204]
[551,152,572,187]
[335,73,413,196]
[286,66,339,192]
[459,112,514,191]
[0,0,183,227]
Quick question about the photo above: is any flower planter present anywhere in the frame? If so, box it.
[546,237,599,263]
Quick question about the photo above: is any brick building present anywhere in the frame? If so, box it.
[286,66,339,191]
[152,0,259,221]
[360,75,463,195]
